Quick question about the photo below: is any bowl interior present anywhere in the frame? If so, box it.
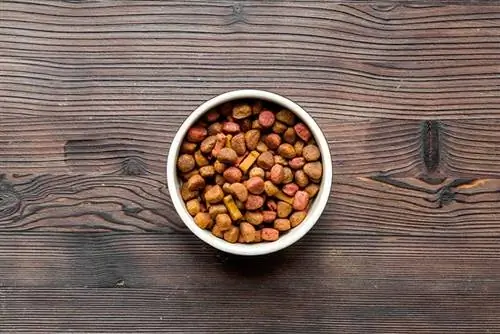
[167,90,332,255]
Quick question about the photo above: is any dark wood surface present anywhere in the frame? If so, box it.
[1,1,499,332]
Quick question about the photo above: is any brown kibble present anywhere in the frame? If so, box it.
[245,211,264,225]
[294,123,312,142]
[305,184,320,198]
[264,133,281,150]
[282,167,294,184]
[223,226,239,243]
[275,191,294,205]
[244,130,260,150]
[289,157,306,170]
[194,150,209,167]
[181,182,198,201]
[208,122,223,135]
[181,169,199,182]
[186,174,205,191]
[276,109,295,126]
[256,141,269,153]
[222,121,240,133]
[249,167,265,178]
[303,161,323,181]
[187,126,207,143]
[252,119,262,130]
[214,160,227,174]
[293,191,310,211]
[258,110,275,128]
[272,121,287,134]
[252,100,262,114]
[180,142,197,154]
[274,218,291,231]
[278,143,296,159]
[295,170,309,188]
[194,212,212,229]
[199,165,215,178]
[239,234,246,244]
[246,176,265,195]
[303,145,321,162]
[232,104,252,119]
[205,109,220,122]
[208,204,227,219]
[240,222,256,243]
[262,210,277,223]
[231,133,247,156]
[257,151,274,170]
[277,201,293,218]
[261,228,279,241]
[211,224,224,238]
[223,167,242,183]
[270,164,285,185]
[177,154,195,173]
[215,213,233,231]
[240,118,252,132]
[294,140,305,156]
[282,183,299,197]
[283,127,296,144]
[215,174,225,186]
[217,147,238,164]
[200,135,217,154]
[230,183,248,202]
[211,133,226,157]
[222,182,232,194]
[290,211,307,227]
[266,199,277,211]
[274,155,287,166]
[245,195,265,210]
[185,199,201,216]
[264,180,279,196]
[204,185,224,203]
[253,230,262,242]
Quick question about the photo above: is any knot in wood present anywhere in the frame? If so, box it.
[0,185,21,219]
[121,156,147,175]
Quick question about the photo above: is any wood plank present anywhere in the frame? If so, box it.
[0,234,499,332]
[442,120,500,177]
[0,117,423,176]
[1,173,499,235]
[1,2,499,119]
[0,233,498,287]
[1,286,499,333]
[330,176,500,236]
[0,173,177,232]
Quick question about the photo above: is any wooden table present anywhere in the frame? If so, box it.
[1,1,499,332]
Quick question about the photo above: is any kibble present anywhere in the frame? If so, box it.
[177,99,323,243]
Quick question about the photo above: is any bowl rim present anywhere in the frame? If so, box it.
[167,89,332,255]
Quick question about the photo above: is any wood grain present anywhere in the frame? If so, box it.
[1,1,500,332]
[1,173,499,235]
[442,120,500,177]
[2,287,497,333]
[1,2,499,119]
[1,234,499,332]
[0,173,177,232]
[1,233,499,288]
[0,118,423,176]
[329,176,500,236]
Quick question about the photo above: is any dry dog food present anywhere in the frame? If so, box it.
[176,99,323,243]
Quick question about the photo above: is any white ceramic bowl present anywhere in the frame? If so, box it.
[167,90,332,256]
